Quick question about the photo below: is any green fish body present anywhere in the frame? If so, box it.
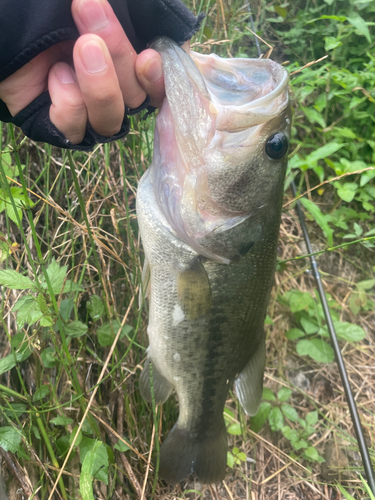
[136,37,291,485]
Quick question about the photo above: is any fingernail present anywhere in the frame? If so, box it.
[78,0,109,31]
[80,41,108,73]
[144,59,163,83]
[55,65,76,84]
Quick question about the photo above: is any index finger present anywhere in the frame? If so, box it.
[72,0,147,110]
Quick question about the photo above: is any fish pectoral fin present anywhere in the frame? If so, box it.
[140,358,173,405]
[235,335,266,416]
[177,258,212,321]
[159,420,227,485]
[139,256,151,308]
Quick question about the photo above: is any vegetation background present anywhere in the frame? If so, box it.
[0,0,374,499]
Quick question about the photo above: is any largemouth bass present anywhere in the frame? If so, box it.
[136,37,291,485]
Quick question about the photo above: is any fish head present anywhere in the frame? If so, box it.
[149,37,291,262]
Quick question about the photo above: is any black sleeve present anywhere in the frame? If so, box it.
[0,0,202,150]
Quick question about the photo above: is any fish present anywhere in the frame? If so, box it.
[136,37,291,485]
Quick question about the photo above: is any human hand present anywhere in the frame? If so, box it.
[0,0,166,145]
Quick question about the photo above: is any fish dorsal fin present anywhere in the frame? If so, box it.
[235,336,266,416]
[177,258,212,321]
[140,358,173,405]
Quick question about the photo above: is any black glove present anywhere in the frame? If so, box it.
[0,0,202,150]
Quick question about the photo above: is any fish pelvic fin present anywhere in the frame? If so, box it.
[140,358,173,405]
[235,335,266,416]
[159,420,227,485]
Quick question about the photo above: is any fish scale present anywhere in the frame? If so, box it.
[136,36,291,485]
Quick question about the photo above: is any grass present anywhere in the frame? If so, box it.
[0,0,375,499]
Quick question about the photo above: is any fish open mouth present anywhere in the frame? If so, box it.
[191,51,289,132]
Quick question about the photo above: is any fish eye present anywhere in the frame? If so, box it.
[265,132,288,160]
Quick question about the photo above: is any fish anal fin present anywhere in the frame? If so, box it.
[159,420,227,485]
[140,358,173,405]
[177,258,212,321]
[235,336,266,416]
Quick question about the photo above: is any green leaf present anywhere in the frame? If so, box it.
[306,142,345,164]
[114,439,130,453]
[50,415,74,426]
[262,387,276,401]
[0,269,38,290]
[70,426,83,448]
[66,320,88,338]
[80,438,109,484]
[0,427,21,453]
[33,385,50,402]
[236,452,247,462]
[287,290,315,314]
[306,411,318,427]
[227,451,235,468]
[320,321,365,342]
[59,298,74,323]
[0,232,11,263]
[36,293,54,326]
[301,316,319,335]
[281,425,298,442]
[4,200,22,227]
[301,107,325,128]
[227,422,242,435]
[62,280,84,293]
[87,295,105,321]
[292,439,309,450]
[250,402,271,433]
[274,6,287,18]
[335,181,358,203]
[0,153,16,177]
[281,404,299,422]
[42,259,67,294]
[32,425,41,440]
[300,198,333,247]
[41,347,58,368]
[97,320,133,347]
[56,435,71,458]
[80,441,102,500]
[360,170,375,187]
[13,296,44,328]
[0,344,32,375]
[4,404,27,417]
[285,328,305,340]
[303,446,325,463]
[277,387,292,402]
[296,339,335,363]
[347,13,371,43]
[324,36,342,51]
[268,407,284,431]
[357,279,375,291]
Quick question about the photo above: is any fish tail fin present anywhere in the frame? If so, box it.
[235,336,266,416]
[159,420,227,485]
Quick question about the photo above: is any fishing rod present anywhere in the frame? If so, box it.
[246,5,375,494]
